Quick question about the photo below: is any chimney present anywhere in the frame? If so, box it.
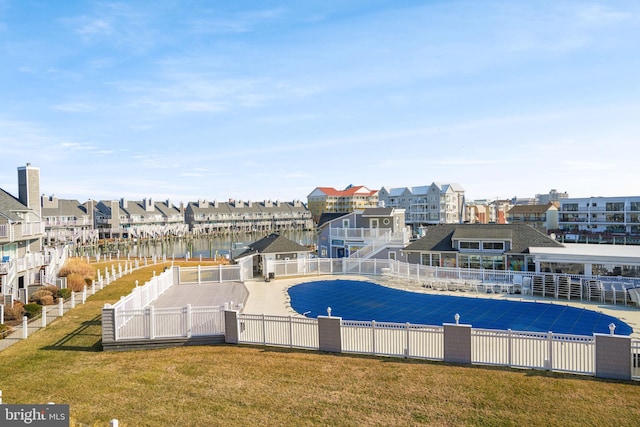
[17,164,41,217]
[110,200,121,228]
[120,198,128,209]
[41,194,59,209]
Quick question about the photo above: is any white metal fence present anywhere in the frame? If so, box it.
[178,264,244,284]
[471,329,595,374]
[116,272,173,312]
[235,314,601,376]
[238,314,319,349]
[115,305,225,340]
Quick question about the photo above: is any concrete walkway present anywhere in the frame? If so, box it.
[0,296,87,352]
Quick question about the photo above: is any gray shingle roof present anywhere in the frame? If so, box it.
[404,224,564,254]
[507,203,556,214]
[0,188,29,221]
[235,233,311,258]
[41,199,88,218]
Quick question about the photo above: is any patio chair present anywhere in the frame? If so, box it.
[531,275,544,296]
[521,277,532,295]
[628,288,640,307]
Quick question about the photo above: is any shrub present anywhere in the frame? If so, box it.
[0,324,13,339]
[57,288,72,300]
[39,295,54,306]
[23,303,42,319]
[58,259,95,281]
[30,289,54,305]
[4,302,24,321]
[42,285,60,295]
[66,273,87,292]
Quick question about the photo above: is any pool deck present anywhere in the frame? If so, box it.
[242,275,640,338]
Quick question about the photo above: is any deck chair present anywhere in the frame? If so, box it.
[628,288,640,307]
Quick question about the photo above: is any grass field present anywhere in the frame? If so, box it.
[0,262,639,426]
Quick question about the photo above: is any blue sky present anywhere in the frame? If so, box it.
[1,1,639,204]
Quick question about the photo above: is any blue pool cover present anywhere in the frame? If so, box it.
[288,280,633,336]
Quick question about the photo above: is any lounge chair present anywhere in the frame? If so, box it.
[628,288,640,307]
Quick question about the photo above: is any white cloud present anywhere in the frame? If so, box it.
[76,18,112,36]
[188,7,286,35]
[52,102,94,112]
[577,4,632,27]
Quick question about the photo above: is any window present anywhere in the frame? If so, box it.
[482,242,504,251]
[606,202,624,211]
[459,241,480,250]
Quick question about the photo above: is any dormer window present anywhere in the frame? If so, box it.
[482,242,504,251]
[459,241,480,250]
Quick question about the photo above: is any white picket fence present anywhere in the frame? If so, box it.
[115,305,225,340]
[238,314,319,349]
[236,314,601,376]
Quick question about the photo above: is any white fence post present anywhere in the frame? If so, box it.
[41,307,47,328]
[0,304,3,325]
[71,291,76,309]
[371,320,376,355]
[186,304,192,338]
[110,419,119,427]
[82,286,87,304]
[547,331,553,370]
[58,298,64,317]
[22,316,28,339]
[289,316,293,348]
[148,306,155,339]
[405,322,410,358]
[508,329,513,367]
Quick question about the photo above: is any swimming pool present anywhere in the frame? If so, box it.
[288,279,633,336]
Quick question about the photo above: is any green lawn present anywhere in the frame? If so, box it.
[1,263,638,426]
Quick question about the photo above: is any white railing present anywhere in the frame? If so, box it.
[232,314,598,376]
[341,320,444,360]
[472,329,595,374]
[21,222,45,236]
[115,305,225,340]
[329,227,385,240]
[349,227,411,259]
[179,265,243,284]
[114,269,174,312]
[238,314,319,349]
